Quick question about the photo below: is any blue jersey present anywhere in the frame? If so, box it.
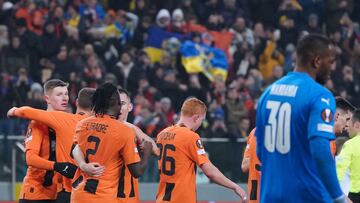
[255,72,336,203]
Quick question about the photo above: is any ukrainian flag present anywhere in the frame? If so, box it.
[206,46,228,80]
[180,41,228,81]
[144,26,183,63]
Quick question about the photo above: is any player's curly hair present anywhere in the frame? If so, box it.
[92,83,120,115]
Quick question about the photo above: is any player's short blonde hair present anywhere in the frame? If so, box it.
[181,97,207,117]
[44,79,68,95]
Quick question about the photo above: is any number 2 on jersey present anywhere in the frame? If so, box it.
[265,101,291,154]
[85,135,101,162]
[157,143,176,176]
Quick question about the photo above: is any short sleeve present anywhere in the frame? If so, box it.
[187,133,210,166]
[307,90,336,140]
[121,128,141,165]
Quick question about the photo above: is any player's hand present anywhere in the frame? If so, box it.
[80,162,105,177]
[7,107,18,118]
[141,140,153,155]
[234,185,247,203]
[54,162,78,179]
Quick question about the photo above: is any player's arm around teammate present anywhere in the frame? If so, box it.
[124,122,160,156]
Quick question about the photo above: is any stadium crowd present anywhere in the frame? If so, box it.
[0,0,359,140]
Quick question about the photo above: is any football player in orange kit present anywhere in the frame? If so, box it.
[115,88,159,203]
[71,83,152,203]
[8,87,96,203]
[156,97,246,203]
[72,88,159,203]
[9,79,70,203]
[242,128,260,203]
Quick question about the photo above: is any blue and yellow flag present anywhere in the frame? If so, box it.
[144,26,183,63]
[180,40,228,81]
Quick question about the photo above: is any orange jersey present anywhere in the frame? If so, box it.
[330,140,336,157]
[243,129,261,203]
[19,121,58,200]
[71,115,140,203]
[156,125,210,203]
[15,107,88,192]
[117,166,139,203]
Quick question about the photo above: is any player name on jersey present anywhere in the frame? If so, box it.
[84,122,109,133]
[270,84,298,97]
[158,131,176,141]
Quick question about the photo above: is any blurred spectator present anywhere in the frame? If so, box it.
[339,65,357,102]
[170,9,185,33]
[51,45,75,80]
[0,1,14,26]
[103,73,118,86]
[278,15,298,50]
[133,0,150,22]
[264,65,284,86]
[47,6,66,40]
[79,0,106,23]
[132,15,152,49]
[258,30,284,79]
[39,58,55,83]
[156,9,171,28]
[1,35,29,75]
[26,82,46,109]
[14,17,42,80]
[238,117,250,138]
[326,0,354,34]
[157,69,187,111]
[304,13,323,34]
[15,1,45,36]
[210,75,226,106]
[83,55,104,87]
[187,74,208,103]
[110,10,139,45]
[0,73,15,134]
[41,21,62,58]
[246,69,264,98]
[64,27,83,52]
[207,107,228,138]
[225,84,248,138]
[230,16,255,48]
[66,5,81,28]
[157,97,175,125]
[11,68,32,106]
[206,14,225,31]
[247,0,282,26]
[134,106,165,138]
[112,51,141,94]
